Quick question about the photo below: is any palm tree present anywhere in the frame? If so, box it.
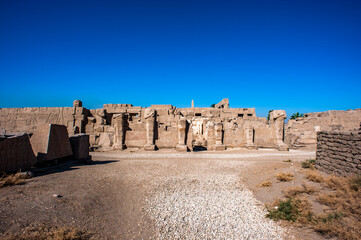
[267,110,273,122]
[290,112,304,120]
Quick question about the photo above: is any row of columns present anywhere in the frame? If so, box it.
[112,110,287,151]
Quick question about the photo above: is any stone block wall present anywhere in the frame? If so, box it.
[0,105,88,134]
[285,109,361,149]
[316,130,361,176]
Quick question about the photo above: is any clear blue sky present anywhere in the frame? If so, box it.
[1,0,360,117]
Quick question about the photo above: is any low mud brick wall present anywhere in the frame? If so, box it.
[316,130,361,176]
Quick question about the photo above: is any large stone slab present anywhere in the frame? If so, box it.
[30,124,73,162]
[69,134,90,161]
[0,133,36,173]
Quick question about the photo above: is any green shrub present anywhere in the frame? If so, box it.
[320,212,343,223]
[266,198,299,222]
[302,159,315,169]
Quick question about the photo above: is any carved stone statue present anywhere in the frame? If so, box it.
[270,110,289,151]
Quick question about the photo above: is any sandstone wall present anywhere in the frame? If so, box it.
[0,105,88,134]
[285,109,361,149]
[0,99,289,151]
[316,130,361,176]
[0,107,74,133]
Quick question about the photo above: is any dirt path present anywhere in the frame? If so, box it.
[0,149,323,239]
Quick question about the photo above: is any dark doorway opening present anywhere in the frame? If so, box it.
[193,146,207,152]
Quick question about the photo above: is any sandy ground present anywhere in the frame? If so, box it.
[0,148,327,239]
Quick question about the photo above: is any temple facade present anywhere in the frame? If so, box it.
[0,99,289,151]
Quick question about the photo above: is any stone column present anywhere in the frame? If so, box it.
[270,110,289,151]
[72,100,85,134]
[176,118,187,151]
[206,121,215,150]
[245,126,257,149]
[214,122,225,150]
[144,108,156,151]
[113,113,126,150]
[94,109,106,133]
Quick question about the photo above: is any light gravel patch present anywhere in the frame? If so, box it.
[146,175,287,240]
[94,149,314,160]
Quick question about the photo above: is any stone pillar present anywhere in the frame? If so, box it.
[72,100,85,134]
[94,109,106,133]
[176,118,188,152]
[214,122,225,150]
[270,110,289,151]
[206,121,215,150]
[245,126,257,149]
[113,113,126,150]
[74,115,85,133]
[144,108,156,151]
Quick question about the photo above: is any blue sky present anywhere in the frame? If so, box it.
[0,0,360,117]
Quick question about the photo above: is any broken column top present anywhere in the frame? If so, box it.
[73,100,82,107]
[270,110,287,120]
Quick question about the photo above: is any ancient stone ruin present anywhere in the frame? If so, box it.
[285,109,361,149]
[0,99,289,151]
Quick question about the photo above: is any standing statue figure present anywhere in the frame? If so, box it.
[144,108,156,151]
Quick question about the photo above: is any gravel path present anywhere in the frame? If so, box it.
[97,149,314,160]
[90,149,313,239]
[142,162,289,240]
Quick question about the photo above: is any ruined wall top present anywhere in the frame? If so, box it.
[98,99,258,118]
[215,98,229,109]
[270,110,287,120]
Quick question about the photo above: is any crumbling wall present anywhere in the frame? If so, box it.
[316,129,361,176]
[285,109,361,149]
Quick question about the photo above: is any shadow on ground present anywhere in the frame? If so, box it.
[33,159,118,176]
